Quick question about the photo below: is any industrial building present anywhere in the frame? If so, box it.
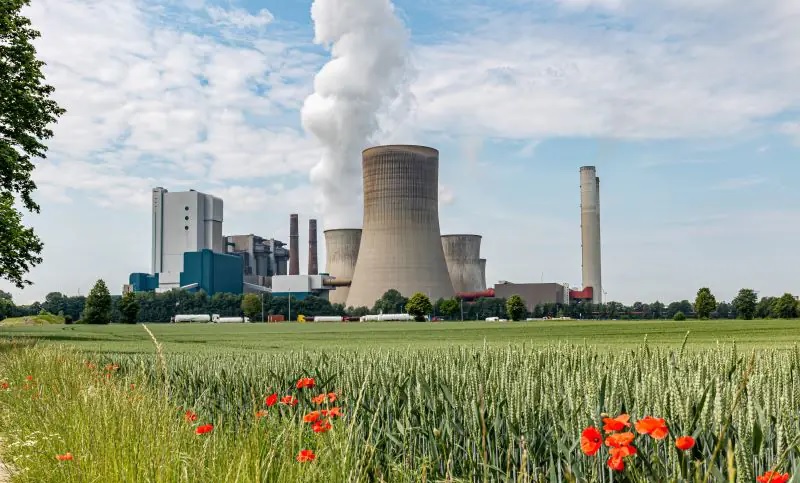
[580,166,602,303]
[441,235,483,293]
[225,234,289,291]
[346,145,455,308]
[151,187,224,291]
[493,282,571,312]
[179,249,243,295]
[324,229,362,305]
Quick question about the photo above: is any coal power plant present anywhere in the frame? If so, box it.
[441,235,483,293]
[324,229,362,306]
[346,145,455,308]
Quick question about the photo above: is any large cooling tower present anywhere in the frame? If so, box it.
[289,214,299,275]
[580,166,602,304]
[347,145,455,308]
[479,258,487,291]
[324,229,362,306]
[441,235,483,293]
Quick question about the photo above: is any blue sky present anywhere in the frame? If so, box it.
[3,0,799,305]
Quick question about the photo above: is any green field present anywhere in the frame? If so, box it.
[0,318,798,354]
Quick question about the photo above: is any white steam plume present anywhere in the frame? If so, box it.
[301,0,414,229]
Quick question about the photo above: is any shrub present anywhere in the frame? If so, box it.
[506,295,527,321]
[64,315,73,325]
[673,311,686,321]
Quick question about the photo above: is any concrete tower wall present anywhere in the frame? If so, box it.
[347,145,455,308]
[308,219,319,275]
[289,214,299,275]
[580,166,602,304]
[479,258,487,291]
[441,234,483,293]
[324,229,362,306]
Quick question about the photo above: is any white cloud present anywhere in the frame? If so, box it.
[207,6,274,28]
[438,184,455,205]
[780,122,800,145]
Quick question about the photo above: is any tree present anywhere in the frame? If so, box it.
[506,295,527,321]
[756,297,777,319]
[0,1,65,288]
[118,292,140,324]
[405,292,433,322]
[83,279,112,324]
[732,289,758,320]
[373,289,408,314]
[439,298,459,320]
[694,288,716,319]
[773,293,798,319]
[241,293,261,320]
[673,311,686,321]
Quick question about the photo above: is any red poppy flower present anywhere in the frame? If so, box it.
[609,445,637,458]
[580,427,602,456]
[255,410,268,419]
[757,471,790,483]
[327,392,337,402]
[603,414,631,433]
[303,411,321,423]
[607,455,625,471]
[312,419,332,433]
[605,432,635,448]
[0,382,9,390]
[265,393,278,407]
[25,375,33,381]
[184,410,198,422]
[56,452,74,461]
[326,407,342,417]
[635,416,668,440]
[296,377,315,389]
[675,436,695,451]
[195,424,214,435]
[281,395,298,406]
[130,384,136,390]
[297,449,316,462]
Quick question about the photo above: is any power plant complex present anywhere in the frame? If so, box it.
[126,144,603,314]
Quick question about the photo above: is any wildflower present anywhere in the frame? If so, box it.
[605,432,635,448]
[327,392,337,402]
[195,424,214,435]
[296,377,315,389]
[607,455,625,471]
[675,436,695,451]
[607,445,636,472]
[603,414,631,433]
[580,427,602,456]
[303,411,322,423]
[296,449,316,462]
[312,394,327,404]
[25,375,33,381]
[56,452,74,461]
[326,407,342,417]
[255,410,268,419]
[312,420,332,433]
[130,384,136,390]
[184,410,198,422]
[265,393,278,407]
[757,472,790,483]
[281,395,298,406]
[1,381,9,390]
[635,416,668,440]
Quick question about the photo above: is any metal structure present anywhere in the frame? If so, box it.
[580,166,602,304]
[441,234,483,293]
[347,145,455,308]
[289,214,300,275]
[324,229,362,306]
[308,219,319,275]
[479,258,487,290]
[225,234,289,278]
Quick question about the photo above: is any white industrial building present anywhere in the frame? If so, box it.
[151,187,224,291]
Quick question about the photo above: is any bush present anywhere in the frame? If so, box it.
[64,315,73,325]
[506,295,527,321]
[673,311,686,321]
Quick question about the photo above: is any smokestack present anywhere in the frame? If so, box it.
[324,229,362,305]
[289,214,299,275]
[347,145,455,307]
[479,258,487,291]
[580,166,602,303]
[441,235,483,293]
[308,219,319,275]
[301,0,413,229]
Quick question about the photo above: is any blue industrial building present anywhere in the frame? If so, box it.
[179,249,243,295]
[129,273,159,292]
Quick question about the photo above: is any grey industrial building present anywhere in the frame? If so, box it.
[225,234,289,290]
[493,282,570,312]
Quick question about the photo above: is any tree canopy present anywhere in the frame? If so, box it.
[505,295,527,321]
[694,288,717,320]
[83,280,112,324]
[405,293,433,322]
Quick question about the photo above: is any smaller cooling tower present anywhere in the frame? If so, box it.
[324,229,362,306]
[479,258,487,291]
[289,214,299,275]
[308,219,318,275]
[347,145,455,308]
[441,235,483,293]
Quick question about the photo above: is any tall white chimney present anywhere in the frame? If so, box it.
[580,166,602,304]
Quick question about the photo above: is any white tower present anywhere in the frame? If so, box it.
[580,166,602,304]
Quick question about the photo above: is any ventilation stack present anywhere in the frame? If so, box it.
[289,214,299,275]
[308,219,319,275]
[441,235,483,293]
[347,145,455,308]
[324,229,362,306]
[580,166,602,304]
[479,258,487,290]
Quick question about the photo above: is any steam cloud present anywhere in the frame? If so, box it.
[301,0,413,229]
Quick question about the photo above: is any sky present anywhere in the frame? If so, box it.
[3,0,799,305]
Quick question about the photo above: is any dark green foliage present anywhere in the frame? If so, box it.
[438,298,460,319]
[83,280,112,324]
[0,0,65,288]
[241,293,261,320]
[505,295,527,321]
[372,289,408,315]
[773,293,798,319]
[64,315,73,324]
[405,292,433,321]
[674,311,686,321]
[733,289,758,320]
[694,287,717,319]
[118,292,139,324]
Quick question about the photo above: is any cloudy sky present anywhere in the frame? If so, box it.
[3,0,799,305]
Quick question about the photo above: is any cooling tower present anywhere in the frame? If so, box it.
[347,145,455,308]
[441,235,483,293]
[308,219,319,275]
[324,229,362,306]
[580,166,602,304]
[479,258,487,290]
[289,214,299,275]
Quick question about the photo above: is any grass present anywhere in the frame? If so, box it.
[0,315,65,327]
[0,318,798,354]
